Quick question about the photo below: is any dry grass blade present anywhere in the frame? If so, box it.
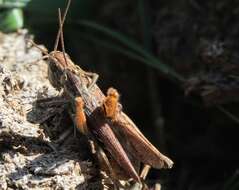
[53,0,71,51]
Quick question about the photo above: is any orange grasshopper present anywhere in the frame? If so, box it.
[32,0,173,186]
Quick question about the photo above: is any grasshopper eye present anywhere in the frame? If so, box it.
[60,73,67,84]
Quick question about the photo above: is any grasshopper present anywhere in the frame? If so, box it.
[31,0,173,187]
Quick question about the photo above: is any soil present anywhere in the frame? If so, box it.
[0,30,97,190]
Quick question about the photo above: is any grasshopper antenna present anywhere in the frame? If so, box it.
[54,0,71,52]
[58,8,68,67]
[28,40,49,56]
[27,40,56,60]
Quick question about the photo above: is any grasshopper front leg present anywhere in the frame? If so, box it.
[85,71,99,90]
[75,65,99,90]
[54,96,88,143]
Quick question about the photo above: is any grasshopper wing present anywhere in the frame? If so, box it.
[113,112,173,169]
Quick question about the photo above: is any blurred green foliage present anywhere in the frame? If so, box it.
[0,0,30,32]
[0,0,29,8]
[0,8,23,32]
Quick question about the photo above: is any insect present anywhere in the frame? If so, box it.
[64,69,141,182]
[31,0,174,187]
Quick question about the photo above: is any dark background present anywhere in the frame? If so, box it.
[22,0,239,189]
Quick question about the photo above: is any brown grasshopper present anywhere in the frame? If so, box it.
[31,0,173,186]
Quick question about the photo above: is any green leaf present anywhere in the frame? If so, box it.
[0,8,23,32]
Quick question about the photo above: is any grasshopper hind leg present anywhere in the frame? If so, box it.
[89,139,123,190]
